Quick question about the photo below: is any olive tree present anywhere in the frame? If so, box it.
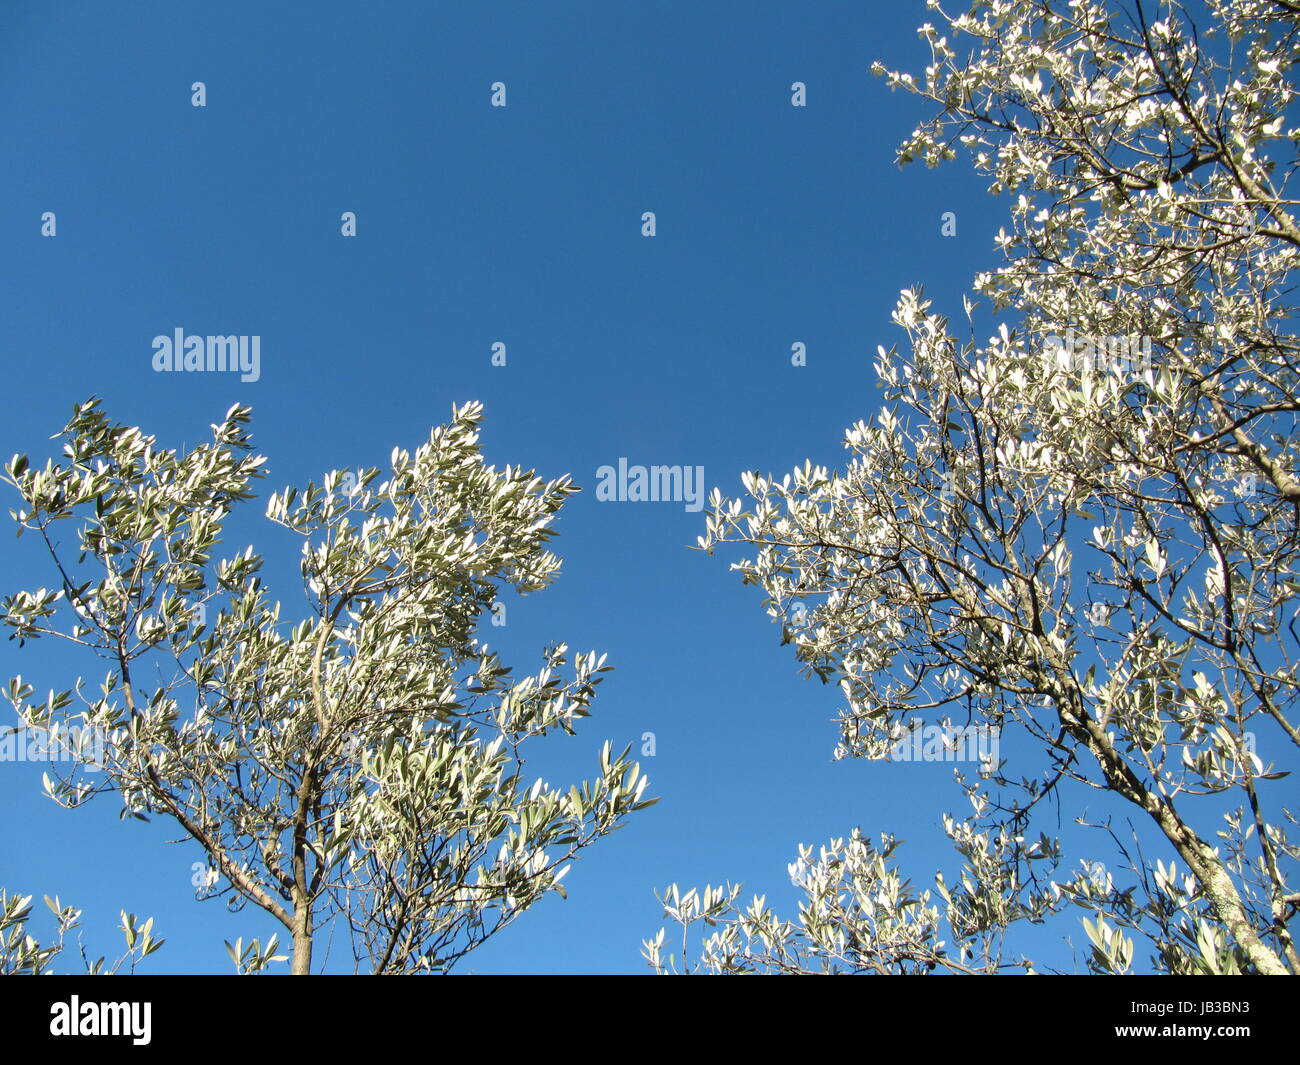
[0,890,162,975]
[647,0,1298,974]
[3,398,653,974]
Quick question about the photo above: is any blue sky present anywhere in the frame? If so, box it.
[0,1,1095,974]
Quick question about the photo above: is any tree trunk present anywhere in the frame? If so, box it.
[291,915,313,975]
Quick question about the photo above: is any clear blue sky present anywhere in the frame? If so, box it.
[1,1,1088,973]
